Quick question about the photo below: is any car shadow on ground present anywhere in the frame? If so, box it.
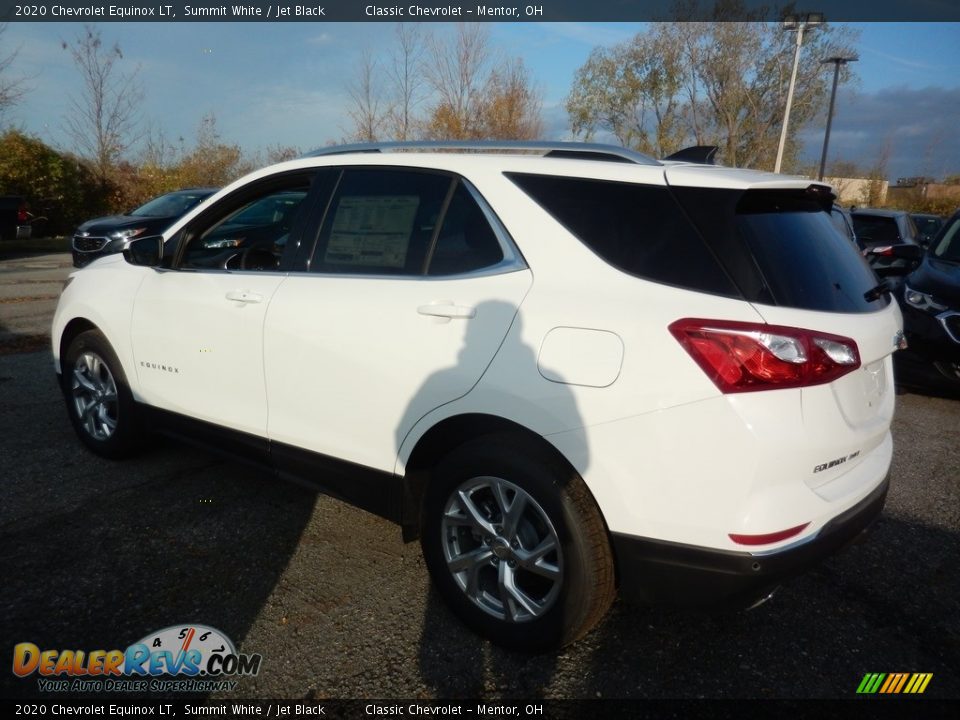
[0,351,319,700]
[417,513,959,698]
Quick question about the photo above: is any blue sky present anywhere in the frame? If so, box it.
[3,21,959,180]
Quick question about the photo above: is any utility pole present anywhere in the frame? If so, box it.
[817,55,858,181]
[774,12,824,174]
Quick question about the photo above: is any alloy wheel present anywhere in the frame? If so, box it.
[440,475,563,622]
[70,352,119,441]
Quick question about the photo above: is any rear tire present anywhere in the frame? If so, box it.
[421,434,616,651]
[62,329,146,458]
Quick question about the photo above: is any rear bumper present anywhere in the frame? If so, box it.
[611,473,889,608]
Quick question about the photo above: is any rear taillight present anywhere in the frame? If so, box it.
[669,318,861,393]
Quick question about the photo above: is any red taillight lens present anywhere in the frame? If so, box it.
[669,318,861,393]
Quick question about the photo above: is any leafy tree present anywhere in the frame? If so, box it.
[567,28,684,155]
[566,14,858,168]
[477,58,543,140]
[175,113,252,188]
[0,129,105,234]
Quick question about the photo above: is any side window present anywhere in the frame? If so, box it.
[180,176,313,272]
[427,182,504,276]
[507,173,737,296]
[309,169,453,275]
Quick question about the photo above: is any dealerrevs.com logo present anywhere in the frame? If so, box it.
[13,624,263,693]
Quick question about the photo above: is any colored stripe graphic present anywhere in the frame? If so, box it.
[857,673,886,694]
[857,673,932,694]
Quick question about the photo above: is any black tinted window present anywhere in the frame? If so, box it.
[310,169,453,275]
[851,214,901,246]
[673,188,888,314]
[507,173,737,296]
[428,183,503,275]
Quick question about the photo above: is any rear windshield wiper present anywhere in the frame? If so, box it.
[864,281,891,303]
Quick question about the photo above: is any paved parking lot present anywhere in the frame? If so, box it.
[1,250,958,700]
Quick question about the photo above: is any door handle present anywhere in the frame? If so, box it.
[225,290,263,304]
[417,303,476,319]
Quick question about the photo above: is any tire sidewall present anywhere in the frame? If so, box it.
[421,437,599,651]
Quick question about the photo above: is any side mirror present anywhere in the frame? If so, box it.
[123,235,164,267]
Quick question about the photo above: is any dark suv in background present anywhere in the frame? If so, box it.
[72,188,217,267]
[851,209,921,249]
[898,210,960,389]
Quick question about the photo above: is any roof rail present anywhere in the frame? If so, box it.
[303,141,661,166]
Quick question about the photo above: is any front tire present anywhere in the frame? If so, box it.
[421,435,616,651]
[62,329,146,458]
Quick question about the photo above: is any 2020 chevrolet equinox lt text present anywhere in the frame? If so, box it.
[53,141,902,650]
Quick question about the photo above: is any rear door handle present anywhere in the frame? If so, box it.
[225,290,263,304]
[417,303,476,319]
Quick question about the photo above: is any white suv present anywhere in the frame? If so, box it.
[53,142,901,650]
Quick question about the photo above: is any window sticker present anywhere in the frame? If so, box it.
[324,195,420,269]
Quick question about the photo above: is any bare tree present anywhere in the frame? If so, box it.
[62,25,143,184]
[384,24,426,141]
[344,23,543,142]
[345,49,386,142]
[422,24,492,139]
[0,23,29,122]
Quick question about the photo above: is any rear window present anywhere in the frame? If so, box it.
[851,214,901,246]
[672,187,888,314]
[506,173,738,297]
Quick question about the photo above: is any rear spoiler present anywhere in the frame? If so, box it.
[664,146,718,165]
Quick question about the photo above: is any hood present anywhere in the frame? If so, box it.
[907,255,960,307]
[74,214,171,237]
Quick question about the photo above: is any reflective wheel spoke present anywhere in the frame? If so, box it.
[71,352,119,441]
[441,475,563,624]
[456,490,497,537]
[447,546,493,574]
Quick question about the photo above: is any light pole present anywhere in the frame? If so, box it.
[817,54,858,181]
[774,12,824,174]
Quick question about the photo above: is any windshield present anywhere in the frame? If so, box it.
[932,215,960,262]
[913,216,943,238]
[131,191,211,218]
